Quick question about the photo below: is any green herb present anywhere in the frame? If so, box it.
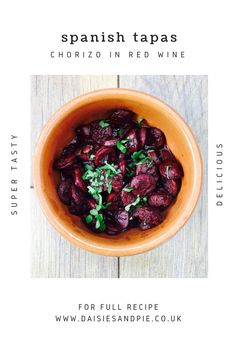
[142,196,148,203]
[85,215,93,224]
[87,185,97,195]
[138,117,144,127]
[99,120,110,128]
[96,213,104,229]
[82,162,121,231]
[107,182,112,194]
[131,150,146,161]
[124,195,148,212]
[131,150,153,167]
[125,195,141,212]
[101,202,111,210]
[100,161,119,174]
[126,166,135,177]
[118,128,124,136]
[84,164,94,171]
[117,142,126,153]
[123,186,133,192]
[90,208,98,216]
[86,196,106,231]
[116,139,129,154]
[99,222,106,232]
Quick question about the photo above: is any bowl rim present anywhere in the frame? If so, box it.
[33,88,203,256]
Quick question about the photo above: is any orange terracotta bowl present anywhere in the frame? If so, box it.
[34,88,202,256]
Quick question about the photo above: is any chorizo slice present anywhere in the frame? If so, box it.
[112,174,123,193]
[136,162,159,179]
[130,174,156,196]
[94,146,116,166]
[57,178,72,205]
[159,146,176,162]
[73,167,87,192]
[106,192,121,211]
[115,209,129,230]
[109,109,134,126]
[61,138,78,156]
[138,127,147,148]
[103,138,119,147]
[91,121,113,144]
[159,161,183,179]
[121,185,136,206]
[105,209,129,234]
[146,149,161,166]
[132,206,163,230]
[148,127,166,148]
[119,153,126,174]
[53,152,77,170]
[69,185,87,216]
[125,129,138,153]
[163,178,181,197]
[148,190,172,208]
[76,144,94,161]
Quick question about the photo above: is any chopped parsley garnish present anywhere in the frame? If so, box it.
[126,166,135,177]
[116,139,129,154]
[130,150,154,168]
[123,186,133,192]
[85,215,93,224]
[83,162,120,198]
[99,120,110,128]
[118,128,124,136]
[124,195,148,212]
[85,194,107,231]
[131,150,146,161]
[83,162,120,231]
[137,117,144,127]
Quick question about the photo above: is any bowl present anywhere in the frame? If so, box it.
[33,88,202,256]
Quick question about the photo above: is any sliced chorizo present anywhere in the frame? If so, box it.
[138,127,147,148]
[91,121,113,144]
[109,109,134,126]
[76,144,94,161]
[130,174,156,196]
[132,206,163,230]
[106,192,121,211]
[125,129,139,153]
[148,127,166,148]
[159,161,183,179]
[54,153,78,170]
[94,146,116,166]
[146,149,161,166]
[73,167,87,192]
[159,146,176,162]
[163,178,181,196]
[57,178,72,205]
[112,174,123,193]
[148,190,172,208]
[119,153,126,175]
[121,185,136,206]
[136,162,159,179]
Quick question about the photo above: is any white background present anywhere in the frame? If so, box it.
[1,0,234,352]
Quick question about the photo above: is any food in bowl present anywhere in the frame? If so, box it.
[53,109,183,235]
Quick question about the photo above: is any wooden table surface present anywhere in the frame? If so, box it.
[31,75,208,278]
